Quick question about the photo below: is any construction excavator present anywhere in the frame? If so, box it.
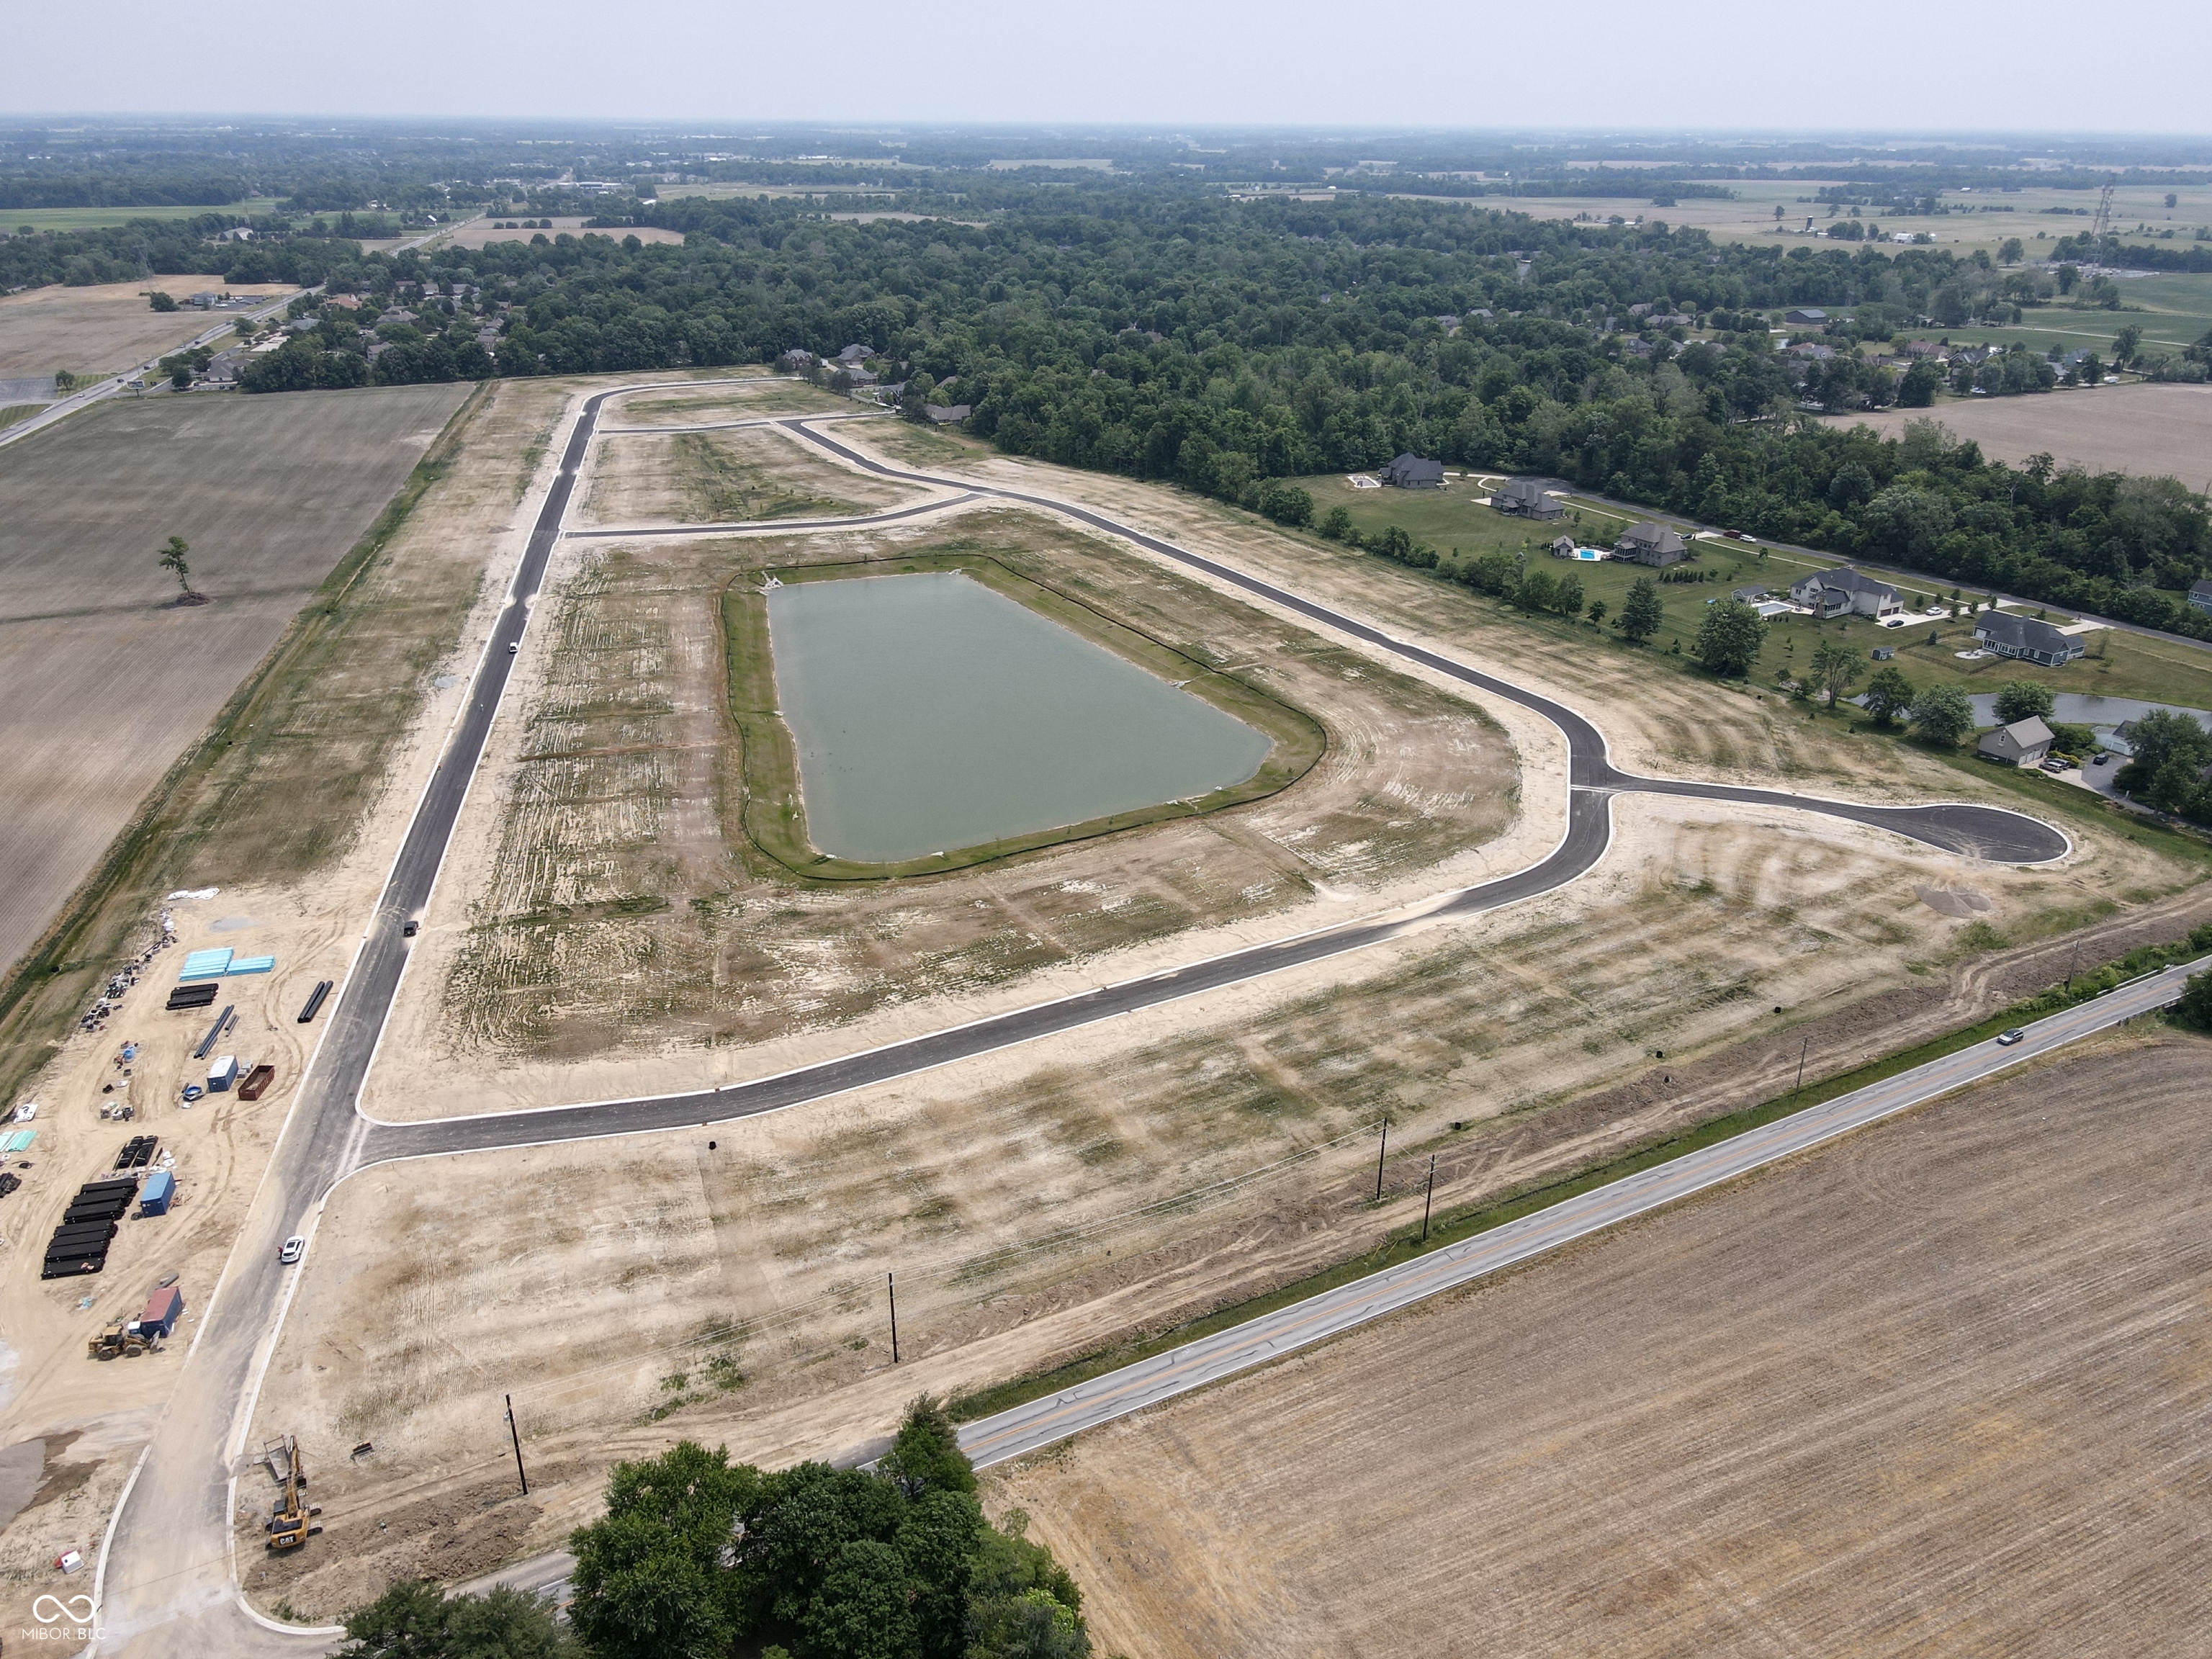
[264,1435,323,1550]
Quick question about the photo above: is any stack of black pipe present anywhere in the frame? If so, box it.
[42,1177,136,1278]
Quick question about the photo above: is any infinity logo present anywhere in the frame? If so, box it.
[32,1593,97,1624]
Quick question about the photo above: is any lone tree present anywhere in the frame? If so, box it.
[1911,684,1976,747]
[1693,598,1766,678]
[1619,576,1664,644]
[1807,639,1864,709]
[1993,679,2055,724]
[158,536,197,600]
[1862,665,1916,727]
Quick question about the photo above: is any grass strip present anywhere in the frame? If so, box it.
[950,925,2212,1426]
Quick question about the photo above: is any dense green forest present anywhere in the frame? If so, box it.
[228,186,2211,637]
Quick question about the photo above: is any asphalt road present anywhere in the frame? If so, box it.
[954,955,2210,1467]
[81,385,2072,1653]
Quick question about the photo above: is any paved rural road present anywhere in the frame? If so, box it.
[84,385,2069,1654]
[953,954,2210,1466]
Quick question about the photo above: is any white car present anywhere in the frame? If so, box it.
[1996,1028,2026,1047]
[279,1235,306,1265]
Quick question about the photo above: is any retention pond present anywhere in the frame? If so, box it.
[766,572,1274,863]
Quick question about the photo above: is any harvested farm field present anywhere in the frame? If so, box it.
[0,275,296,382]
[0,383,471,977]
[1822,382,2212,481]
[989,1033,2212,1659]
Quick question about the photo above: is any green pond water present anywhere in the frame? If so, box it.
[766,572,1273,863]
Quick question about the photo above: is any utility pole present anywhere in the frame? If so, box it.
[1375,1115,1389,1202]
[1793,1036,1810,1103]
[1421,1154,1437,1244]
[504,1394,528,1497]
[888,1272,900,1364]
[2066,940,2081,993]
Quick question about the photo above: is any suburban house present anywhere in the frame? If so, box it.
[1615,523,1689,567]
[1784,307,1830,327]
[2189,577,2212,615]
[1491,477,1563,519]
[837,342,873,364]
[1383,454,1445,489]
[1975,611,2085,666]
[1789,567,1903,619]
[1978,715,2054,766]
[922,403,971,424]
[197,349,251,387]
[777,348,816,371]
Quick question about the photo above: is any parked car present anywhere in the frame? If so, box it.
[2041,757,2069,773]
[1996,1028,2026,1046]
[2092,752,2112,766]
[279,1235,306,1264]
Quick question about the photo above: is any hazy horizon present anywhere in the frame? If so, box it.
[11,0,2211,134]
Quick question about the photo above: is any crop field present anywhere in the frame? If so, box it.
[1824,382,2212,490]
[0,274,296,382]
[382,503,1521,1114]
[0,199,285,233]
[988,1035,2212,1659]
[1491,178,2212,263]
[580,422,922,525]
[0,383,471,978]
[1295,469,2212,712]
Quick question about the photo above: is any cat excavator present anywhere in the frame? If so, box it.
[264,1436,322,1550]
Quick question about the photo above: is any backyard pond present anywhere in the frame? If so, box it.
[766,571,1274,863]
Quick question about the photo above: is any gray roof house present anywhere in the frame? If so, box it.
[777,348,816,370]
[923,403,971,424]
[1548,534,1579,558]
[1789,567,1902,619]
[1616,522,1689,567]
[1975,611,2085,666]
[1978,715,2054,766]
[1784,307,1830,326]
[1491,477,1563,519]
[2190,577,2212,615]
[837,342,873,364]
[1383,454,1445,489]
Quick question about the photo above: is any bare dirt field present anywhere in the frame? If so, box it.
[0,384,472,980]
[435,218,686,251]
[0,276,297,382]
[1823,382,2212,481]
[240,818,2211,1621]
[987,1033,2212,1659]
[602,379,860,424]
[580,422,925,525]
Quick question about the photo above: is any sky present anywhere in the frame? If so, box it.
[9,0,2212,133]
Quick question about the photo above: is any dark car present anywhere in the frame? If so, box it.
[1996,1028,2027,1046]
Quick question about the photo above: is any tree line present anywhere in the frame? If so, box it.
[331,1398,1091,1659]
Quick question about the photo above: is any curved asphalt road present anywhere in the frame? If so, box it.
[86,381,2071,1654]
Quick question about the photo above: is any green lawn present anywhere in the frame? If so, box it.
[1288,472,2212,714]
[3,199,284,233]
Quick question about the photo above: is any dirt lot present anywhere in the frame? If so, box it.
[0,276,297,382]
[1823,382,2212,481]
[988,1034,2212,1659]
[580,422,924,526]
[375,502,1526,1118]
[602,379,862,424]
[434,218,687,252]
[0,384,472,980]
